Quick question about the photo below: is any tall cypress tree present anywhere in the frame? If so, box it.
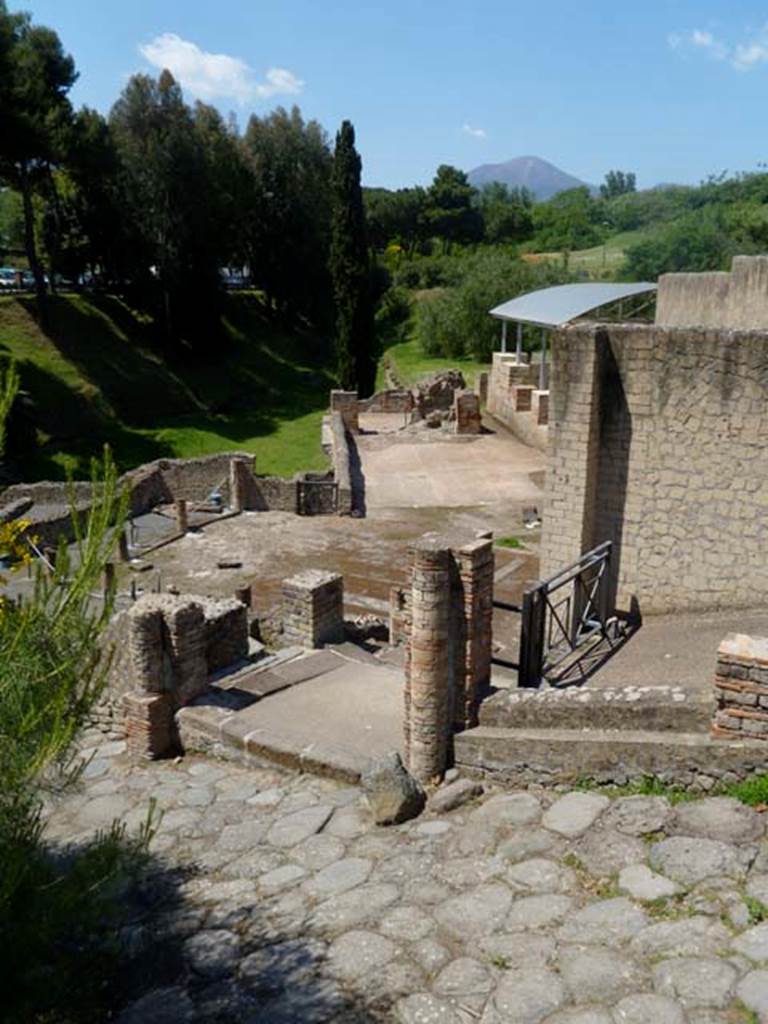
[330,120,375,396]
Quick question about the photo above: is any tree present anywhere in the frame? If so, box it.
[330,120,376,395]
[243,106,333,325]
[0,3,77,322]
[532,186,600,252]
[425,164,483,246]
[600,170,637,200]
[475,182,534,244]
[365,186,428,254]
[110,70,223,347]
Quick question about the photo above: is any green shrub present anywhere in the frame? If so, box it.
[414,250,573,362]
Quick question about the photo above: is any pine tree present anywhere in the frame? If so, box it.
[330,120,375,395]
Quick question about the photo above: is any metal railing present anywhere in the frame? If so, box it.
[518,541,617,688]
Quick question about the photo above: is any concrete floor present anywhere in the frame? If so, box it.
[357,428,545,510]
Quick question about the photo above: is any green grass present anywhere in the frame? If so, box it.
[379,337,490,390]
[0,293,334,480]
[496,536,523,549]
[576,775,694,804]
[723,773,768,807]
[528,227,653,280]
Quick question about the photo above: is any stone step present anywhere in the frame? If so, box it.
[478,683,713,734]
[454,724,767,789]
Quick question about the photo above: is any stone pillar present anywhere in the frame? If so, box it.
[454,537,494,730]
[404,538,452,783]
[477,371,489,407]
[235,584,252,608]
[712,633,768,740]
[281,570,344,648]
[229,456,252,513]
[176,499,189,535]
[330,390,360,434]
[454,390,482,435]
[128,603,166,693]
[389,586,409,646]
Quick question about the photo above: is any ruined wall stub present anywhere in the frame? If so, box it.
[281,570,344,648]
[542,323,768,614]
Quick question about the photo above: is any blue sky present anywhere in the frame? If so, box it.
[22,0,768,190]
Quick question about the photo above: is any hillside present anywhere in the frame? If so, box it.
[0,293,334,482]
[468,156,593,199]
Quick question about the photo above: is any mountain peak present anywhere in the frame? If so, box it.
[468,155,593,200]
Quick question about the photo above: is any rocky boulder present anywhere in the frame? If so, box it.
[361,752,425,825]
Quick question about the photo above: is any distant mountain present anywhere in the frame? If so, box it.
[467,156,594,200]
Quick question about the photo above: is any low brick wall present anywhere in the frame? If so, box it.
[282,570,344,648]
[329,411,353,515]
[713,633,768,740]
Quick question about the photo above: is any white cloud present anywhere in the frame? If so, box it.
[669,23,768,70]
[139,33,304,104]
[462,123,486,139]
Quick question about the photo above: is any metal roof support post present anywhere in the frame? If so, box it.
[516,322,523,362]
[501,320,508,353]
[539,329,547,391]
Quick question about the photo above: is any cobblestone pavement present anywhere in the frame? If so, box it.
[45,733,768,1023]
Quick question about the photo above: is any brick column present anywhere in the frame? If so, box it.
[477,371,489,407]
[712,633,768,739]
[404,538,452,783]
[175,499,188,534]
[282,570,344,648]
[454,537,494,730]
[229,456,252,512]
[454,390,482,434]
[330,390,360,434]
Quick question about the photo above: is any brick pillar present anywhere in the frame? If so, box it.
[477,371,489,406]
[454,537,494,730]
[712,633,768,739]
[330,390,360,434]
[124,693,175,760]
[454,390,482,435]
[176,499,188,534]
[404,538,452,783]
[532,389,549,426]
[282,570,344,648]
[229,456,252,512]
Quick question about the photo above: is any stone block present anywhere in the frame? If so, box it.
[281,570,344,649]
[124,692,175,760]
[512,385,534,412]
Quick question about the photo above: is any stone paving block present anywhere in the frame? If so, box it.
[649,836,757,886]
[542,792,610,837]
[611,993,685,1024]
[653,956,738,1008]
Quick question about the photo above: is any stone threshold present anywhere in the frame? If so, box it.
[455,724,768,788]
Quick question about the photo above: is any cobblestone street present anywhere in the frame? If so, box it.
[45,735,768,1023]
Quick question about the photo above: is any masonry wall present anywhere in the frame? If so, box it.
[541,323,768,614]
[656,255,768,329]
[487,352,548,451]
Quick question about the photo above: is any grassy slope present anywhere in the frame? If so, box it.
[379,338,489,390]
[529,227,651,279]
[0,293,334,480]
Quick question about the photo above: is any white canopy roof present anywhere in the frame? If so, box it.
[489,282,657,328]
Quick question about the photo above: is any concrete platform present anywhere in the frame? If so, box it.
[178,653,403,782]
[357,429,544,510]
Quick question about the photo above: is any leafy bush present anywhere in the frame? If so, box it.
[622,209,735,280]
[0,374,157,1020]
[414,250,573,361]
[375,285,411,344]
[392,252,465,290]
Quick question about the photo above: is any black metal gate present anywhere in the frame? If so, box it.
[518,540,618,687]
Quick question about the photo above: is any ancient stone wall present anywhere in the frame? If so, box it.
[358,389,414,413]
[328,412,353,515]
[712,633,768,740]
[542,322,768,613]
[656,255,768,329]
[330,390,359,434]
[487,352,548,451]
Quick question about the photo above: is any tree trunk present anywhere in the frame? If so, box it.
[19,161,48,327]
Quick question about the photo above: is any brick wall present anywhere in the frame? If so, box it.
[487,352,548,451]
[713,633,768,740]
[281,570,344,648]
[657,255,768,329]
[542,323,768,613]
[329,411,353,515]
[358,389,414,413]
